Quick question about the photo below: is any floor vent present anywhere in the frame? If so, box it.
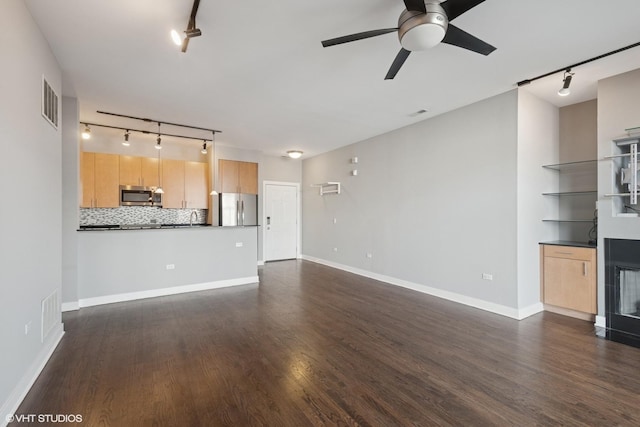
[42,76,59,129]
[41,289,60,343]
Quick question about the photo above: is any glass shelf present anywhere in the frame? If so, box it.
[542,190,597,196]
[542,159,597,170]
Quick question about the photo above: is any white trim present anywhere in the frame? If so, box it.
[595,315,606,328]
[75,276,259,309]
[301,255,541,320]
[257,260,265,266]
[61,301,79,312]
[0,324,64,427]
[262,180,301,262]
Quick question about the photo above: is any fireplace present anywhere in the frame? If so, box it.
[605,238,640,348]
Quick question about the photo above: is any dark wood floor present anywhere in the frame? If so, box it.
[13,260,640,426]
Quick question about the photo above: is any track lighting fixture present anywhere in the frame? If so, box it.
[122,130,130,146]
[81,124,91,140]
[201,141,208,155]
[155,135,162,150]
[287,150,303,159]
[558,69,574,97]
[172,0,202,53]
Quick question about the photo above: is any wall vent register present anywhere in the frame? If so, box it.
[42,76,58,129]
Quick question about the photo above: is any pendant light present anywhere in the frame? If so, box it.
[155,149,164,194]
[201,140,207,154]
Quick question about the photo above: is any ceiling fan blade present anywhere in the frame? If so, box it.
[441,24,496,55]
[322,28,398,48]
[403,0,426,13]
[385,48,411,80]
[440,0,486,21]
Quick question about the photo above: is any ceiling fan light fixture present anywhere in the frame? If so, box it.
[398,6,448,51]
[287,150,303,159]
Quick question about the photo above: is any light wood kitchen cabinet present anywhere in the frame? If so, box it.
[161,159,208,209]
[540,244,597,314]
[219,159,258,194]
[119,155,159,187]
[81,152,119,208]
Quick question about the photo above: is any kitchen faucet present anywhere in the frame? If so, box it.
[189,210,198,226]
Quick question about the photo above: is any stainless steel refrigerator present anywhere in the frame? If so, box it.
[219,193,258,226]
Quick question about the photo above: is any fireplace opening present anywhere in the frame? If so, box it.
[605,239,640,348]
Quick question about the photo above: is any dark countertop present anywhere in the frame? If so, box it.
[78,224,211,231]
[539,240,597,248]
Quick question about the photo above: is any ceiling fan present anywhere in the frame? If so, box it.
[321,0,496,80]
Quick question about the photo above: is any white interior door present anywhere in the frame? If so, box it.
[264,183,298,261]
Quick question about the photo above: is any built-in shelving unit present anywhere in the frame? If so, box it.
[311,182,341,196]
[604,130,640,208]
[542,159,597,241]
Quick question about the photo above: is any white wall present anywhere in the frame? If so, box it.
[61,97,79,305]
[302,91,525,313]
[597,68,640,315]
[0,0,64,419]
[516,89,560,309]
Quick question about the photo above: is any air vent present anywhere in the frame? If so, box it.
[42,76,59,129]
[41,289,60,343]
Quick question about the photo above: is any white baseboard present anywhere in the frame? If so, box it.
[301,255,541,321]
[0,324,64,427]
[61,301,79,312]
[595,315,606,328]
[66,276,259,309]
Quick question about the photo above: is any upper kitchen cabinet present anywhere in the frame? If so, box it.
[119,155,159,188]
[219,159,258,194]
[162,159,208,209]
[81,152,119,208]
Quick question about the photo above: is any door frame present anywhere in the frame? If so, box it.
[262,180,301,263]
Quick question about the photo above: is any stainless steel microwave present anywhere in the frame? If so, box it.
[120,186,162,207]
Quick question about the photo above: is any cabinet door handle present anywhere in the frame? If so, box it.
[556,251,573,255]
[583,262,587,276]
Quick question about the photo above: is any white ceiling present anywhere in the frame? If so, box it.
[25,0,640,157]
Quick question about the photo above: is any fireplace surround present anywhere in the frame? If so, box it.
[605,238,640,348]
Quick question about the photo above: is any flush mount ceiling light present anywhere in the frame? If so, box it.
[287,150,303,159]
[558,69,574,97]
[122,130,130,146]
[81,124,91,140]
[172,0,202,53]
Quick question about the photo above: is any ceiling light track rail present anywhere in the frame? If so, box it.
[516,40,640,87]
[81,122,214,142]
[96,110,221,134]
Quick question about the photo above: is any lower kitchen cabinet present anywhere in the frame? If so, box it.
[540,243,597,314]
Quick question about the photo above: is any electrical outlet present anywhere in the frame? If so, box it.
[24,321,32,335]
[236,242,243,247]
[166,264,175,270]
[366,253,373,259]
[333,218,337,224]
[482,273,493,281]
[333,247,338,252]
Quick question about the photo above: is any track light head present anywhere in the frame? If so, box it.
[201,141,208,155]
[122,130,130,146]
[155,135,162,149]
[558,69,574,97]
[185,28,202,38]
[81,124,91,140]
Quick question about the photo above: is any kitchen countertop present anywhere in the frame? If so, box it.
[78,224,260,231]
[539,240,597,248]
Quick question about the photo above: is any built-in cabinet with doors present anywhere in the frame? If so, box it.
[80,152,208,210]
[219,159,258,194]
[540,243,597,315]
[162,159,209,209]
[119,155,159,188]
[81,152,119,208]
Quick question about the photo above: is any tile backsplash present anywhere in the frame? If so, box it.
[80,207,208,226]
